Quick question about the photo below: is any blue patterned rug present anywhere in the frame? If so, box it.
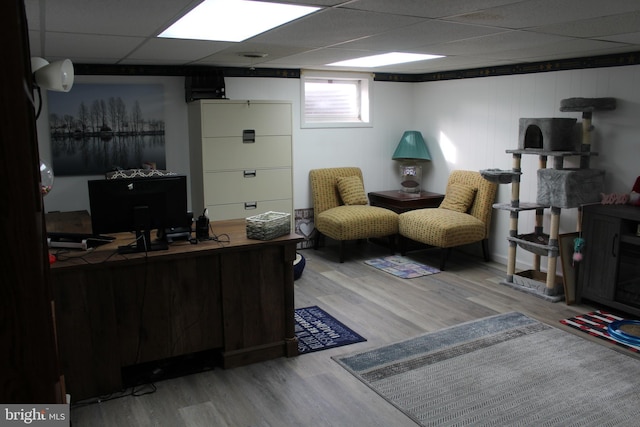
[295,306,366,354]
[334,312,640,426]
[364,256,439,279]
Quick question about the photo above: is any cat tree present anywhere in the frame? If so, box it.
[482,98,616,302]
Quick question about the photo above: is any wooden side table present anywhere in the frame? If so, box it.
[368,190,444,213]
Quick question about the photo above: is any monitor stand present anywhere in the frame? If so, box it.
[118,229,168,254]
[118,206,169,254]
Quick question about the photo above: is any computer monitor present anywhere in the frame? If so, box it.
[88,175,190,254]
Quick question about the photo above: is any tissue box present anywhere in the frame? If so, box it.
[246,211,291,240]
[537,168,604,208]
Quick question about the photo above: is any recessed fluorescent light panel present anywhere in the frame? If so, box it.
[159,0,320,42]
[328,52,444,68]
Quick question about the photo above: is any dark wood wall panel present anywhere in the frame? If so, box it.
[0,0,63,404]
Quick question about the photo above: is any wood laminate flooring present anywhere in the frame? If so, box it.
[70,241,636,426]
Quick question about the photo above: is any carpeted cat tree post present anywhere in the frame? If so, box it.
[559,97,617,169]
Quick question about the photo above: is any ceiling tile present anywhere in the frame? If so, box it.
[531,11,640,38]
[342,0,524,19]
[28,30,43,57]
[128,38,231,62]
[253,0,344,6]
[520,44,640,62]
[24,0,41,30]
[475,38,628,60]
[195,43,311,66]
[446,0,640,29]
[250,8,424,47]
[425,31,567,56]
[336,20,504,51]
[601,32,640,45]
[260,47,382,69]
[399,56,520,73]
[43,33,145,63]
[42,0,196,36]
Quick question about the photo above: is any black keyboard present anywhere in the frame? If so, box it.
[47,232,116,249]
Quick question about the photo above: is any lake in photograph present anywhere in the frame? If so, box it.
[51,134,166,176]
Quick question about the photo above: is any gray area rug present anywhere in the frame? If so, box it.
[334,312,640,426]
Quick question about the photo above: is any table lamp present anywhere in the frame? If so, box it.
[392,130,431,193]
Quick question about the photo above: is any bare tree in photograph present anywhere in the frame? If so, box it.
[78,101,89,133]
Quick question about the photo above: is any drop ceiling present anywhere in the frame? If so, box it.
[24,0,640,75]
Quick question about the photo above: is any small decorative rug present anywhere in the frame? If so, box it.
[294,306,366,354]
[560,310,640,352]
[334,312,640,426]
[364,256,439,278]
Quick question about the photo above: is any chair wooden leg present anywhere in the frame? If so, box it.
[313,232,322,250]
[388,235,396,255]
[482,239,491,262]
[339,240,346,263]
[440,248,451,271]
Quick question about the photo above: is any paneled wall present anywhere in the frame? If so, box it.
[38,65,640,270]
[413,66,639,267]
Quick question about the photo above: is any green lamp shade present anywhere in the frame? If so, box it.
[392,131,431,161]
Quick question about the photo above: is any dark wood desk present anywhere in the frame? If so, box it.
[368,190,445,213]
[45,210,92,233]
[49,219,302,400]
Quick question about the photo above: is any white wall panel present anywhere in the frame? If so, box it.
[414,65,640,268]
[37,65,639,271]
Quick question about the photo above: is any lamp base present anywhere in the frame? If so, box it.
[399,164,422,193]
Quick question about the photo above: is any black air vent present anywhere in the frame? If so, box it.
[185,70,226,102]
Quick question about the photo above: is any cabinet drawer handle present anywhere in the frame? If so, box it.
[244,202,257,210]
[243,170,256,178]
[243,130,255,143]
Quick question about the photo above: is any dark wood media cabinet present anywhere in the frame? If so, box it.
[577,204,640,316]
[49,219,302,400]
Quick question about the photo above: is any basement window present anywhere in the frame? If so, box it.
[301,71,372,128]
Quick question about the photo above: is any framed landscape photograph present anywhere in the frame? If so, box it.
[47,83,166,176]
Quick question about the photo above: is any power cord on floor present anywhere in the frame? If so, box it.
[71,383,157,409]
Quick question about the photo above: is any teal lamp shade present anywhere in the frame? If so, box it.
[392,131,431,193]
[392,131,431,161]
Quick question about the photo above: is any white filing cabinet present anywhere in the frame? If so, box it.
[188,99,293,223]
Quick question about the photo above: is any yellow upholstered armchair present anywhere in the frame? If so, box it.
[398,170,498,270]
[309,167,399,263]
